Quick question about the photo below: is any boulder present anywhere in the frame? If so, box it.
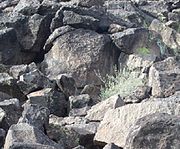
[125,113,180,149]
[9,64,28,79]
[0,28,22,65]
[94,101,180,148]
[18,104,50,132]
[149,19,180,54]
[56,74,77,97]
[19,14,52,52]
[81,84,101,104]
[27,88,67,117]
[0,98,21,129]
[41,28,120,87]
[111,28,163,56]
[63,10,99,31]
[0,73,26,101]
[17,69,54,95]
[149,57,180,97]
[123,85,151,103]
[4,123,63,149]
[69,94,92,116]
[13,0,41,15]
[86,95,124,121]
[48,117,99,149]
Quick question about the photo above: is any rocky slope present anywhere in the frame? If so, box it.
[0,0,180,149]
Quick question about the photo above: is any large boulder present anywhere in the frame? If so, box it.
[111,28,164,56]
[125,113,180,149]
[149,57,180,97]
[94,101,180,148]
[4,123,63,149]
[41,27,120,87]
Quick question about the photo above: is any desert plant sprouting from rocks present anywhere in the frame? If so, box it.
[100,68,144,100]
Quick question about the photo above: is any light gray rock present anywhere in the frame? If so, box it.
[9,64,28,79]
[125,113,180,149]
[94,101,180,148]
[13,0,41,15]
[86,95,124,121]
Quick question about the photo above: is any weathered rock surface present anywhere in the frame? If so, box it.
[27,88,67,117]
[69,94,92,116]
[94,101,180,148]
[56,74,77,98]
[41,27,120,87]
[0,128,5,148]
[0,28,22,65]
[86,95,124,122]
[149,57,180,97]
[48,115,99,149]
[0,73,26,100]
[4,123,63,149]
[149,19,180,53]
[125,113,180,149]
[17,69,54,95]
[18,104,50,132]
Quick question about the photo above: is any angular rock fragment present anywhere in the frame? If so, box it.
[18,104,50,132]
[86,95,124,121]
[27,88,67,117]
[149,57,180,97]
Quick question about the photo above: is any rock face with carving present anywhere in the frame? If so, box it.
[0,0,179,148]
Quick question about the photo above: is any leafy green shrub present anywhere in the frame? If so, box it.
[100,68,144,100]
[137,47,150,55]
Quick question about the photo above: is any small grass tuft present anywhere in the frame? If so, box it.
[100,68,144,100]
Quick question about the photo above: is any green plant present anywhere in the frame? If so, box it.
[137,47,151,55]
[100,68,144,100]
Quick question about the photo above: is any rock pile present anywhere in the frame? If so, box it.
[0,0,179,148]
